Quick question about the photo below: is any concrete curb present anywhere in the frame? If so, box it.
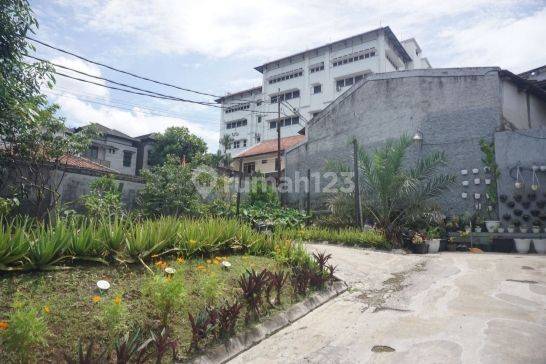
[190,280,348,364]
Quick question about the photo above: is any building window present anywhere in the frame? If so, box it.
[233,139,247,149]
[225,102,250,114]
[309,62,325,73]
[269,116,299,129]
[256,135,261,142]
[123,151,132,167]
[267,69,303,84]
[332,48,376,67]
[88,146,99,159]
[226,119,247,129]
[256,100,262,106]
[262,159,268,164]
[313,84,322,94]
[270,89,300,104]
[257,116,262,123]
[243,162,255,175]
[336,74,365,91]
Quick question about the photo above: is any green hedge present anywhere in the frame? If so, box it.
[275,226,390,249]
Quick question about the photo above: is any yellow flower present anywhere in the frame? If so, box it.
[43,306,51,314]
[92,295,101,303]
[189,239,197,246]
[0,321,8,330]
[114,296,122,305]
[196,264,205,270]
[177,257,185,264]
[206,259,212,264]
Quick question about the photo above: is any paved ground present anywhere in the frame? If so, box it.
[229,244,546,364]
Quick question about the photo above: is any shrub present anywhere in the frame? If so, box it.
[238,269,270,323]
[96,294,129,341]
[217,301,242,339]
[83,174,123,219]
[196,271,224,305]
[188,307,218,352]
[0,217,29,271]
[26,219,71,270]
[1,302,49,363]
[68,221,108,264]
[142,274,186,327]
[247,179,279,206]
[275,226,389,249]
[113,328,150,364]
[240,204,308,228]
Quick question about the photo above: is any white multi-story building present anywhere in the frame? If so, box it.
[217,26,431,157]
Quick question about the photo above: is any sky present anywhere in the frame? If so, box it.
[30,0,546,152]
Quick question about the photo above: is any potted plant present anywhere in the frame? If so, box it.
[513,209,523,217]
[473,212,484,233]
[532,224,541,234]
[514,238,531,253]
[460,212,472,233]
[447,236,457,251]
[496,225,505,233]
[514,194,523,202]
[507,201,515,208]
[411,232,428,254]
[537,200,545,209]
[533,226,546,253]
[426,226,441,253]
[502,213,511,221]
[507,224,515,233]
[499,194,508,203]
[519,225,529,233]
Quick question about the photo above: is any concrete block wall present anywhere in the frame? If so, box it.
[495,128,546,226]
[285,68,504,216]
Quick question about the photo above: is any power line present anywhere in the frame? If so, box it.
[52,70,224,108]
[27,54,219,106]
[26,36,221,99]
[46,90,221,125]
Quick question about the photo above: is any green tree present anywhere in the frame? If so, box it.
[0,0,95,218]
[328,135,454,246]
[148,126,207,166]
[219,135,234,167]
[139,155,202,216]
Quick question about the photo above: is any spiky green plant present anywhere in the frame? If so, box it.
[327,135,454,246]
[26,220,71,270]
[0,218,30,270]
[68,221,108,264]
[98,217,126,253]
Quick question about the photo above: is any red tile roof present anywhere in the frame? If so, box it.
[234,135,305,158]
[59,155,117,173]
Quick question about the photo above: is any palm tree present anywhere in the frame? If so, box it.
[328,135,454,245]
[219,135,234,154]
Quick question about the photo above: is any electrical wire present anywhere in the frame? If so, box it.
[27,54,218,105]
[26,36,221,98]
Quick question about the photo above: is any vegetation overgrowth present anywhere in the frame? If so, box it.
[274,226,390,249]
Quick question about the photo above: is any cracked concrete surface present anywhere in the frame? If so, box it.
[228,244,546,364]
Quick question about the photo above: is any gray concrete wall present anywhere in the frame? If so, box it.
[285,68,505,216]
[495,128,546,227]
[57,169,144,210]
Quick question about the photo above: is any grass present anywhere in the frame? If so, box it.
[0,255,298,362]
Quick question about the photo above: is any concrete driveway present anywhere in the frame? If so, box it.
[229,244,546,364]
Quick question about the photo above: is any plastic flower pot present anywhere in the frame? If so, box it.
[533,239,546,254]
[485,221,500,233]
[514,239,531,254]
[412,243,428,254]
[427,239,440,253]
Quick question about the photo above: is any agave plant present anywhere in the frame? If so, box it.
[0,218,30,270]
[327,135,455,246]
[98,217,126,253]
[68,221,108,264]
[123,219,176,269]
[26,220,71,270]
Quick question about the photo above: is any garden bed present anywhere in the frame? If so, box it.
[0,254,316,362]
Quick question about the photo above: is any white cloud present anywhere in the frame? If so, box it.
[50,56,109,98]
[55,0,546,72]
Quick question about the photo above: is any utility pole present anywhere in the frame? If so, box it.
[236,158,243,217]
[276,88,281,187]
[352,138,363,229]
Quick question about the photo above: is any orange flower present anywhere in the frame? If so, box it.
[114,296,122,305]
[0,321,8,330]
[206,259,212,264]
[196,264,205,270]
[43,306,51,314]
[177,257,185,264]
[92,295,101,303]
[155,260,167,269]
